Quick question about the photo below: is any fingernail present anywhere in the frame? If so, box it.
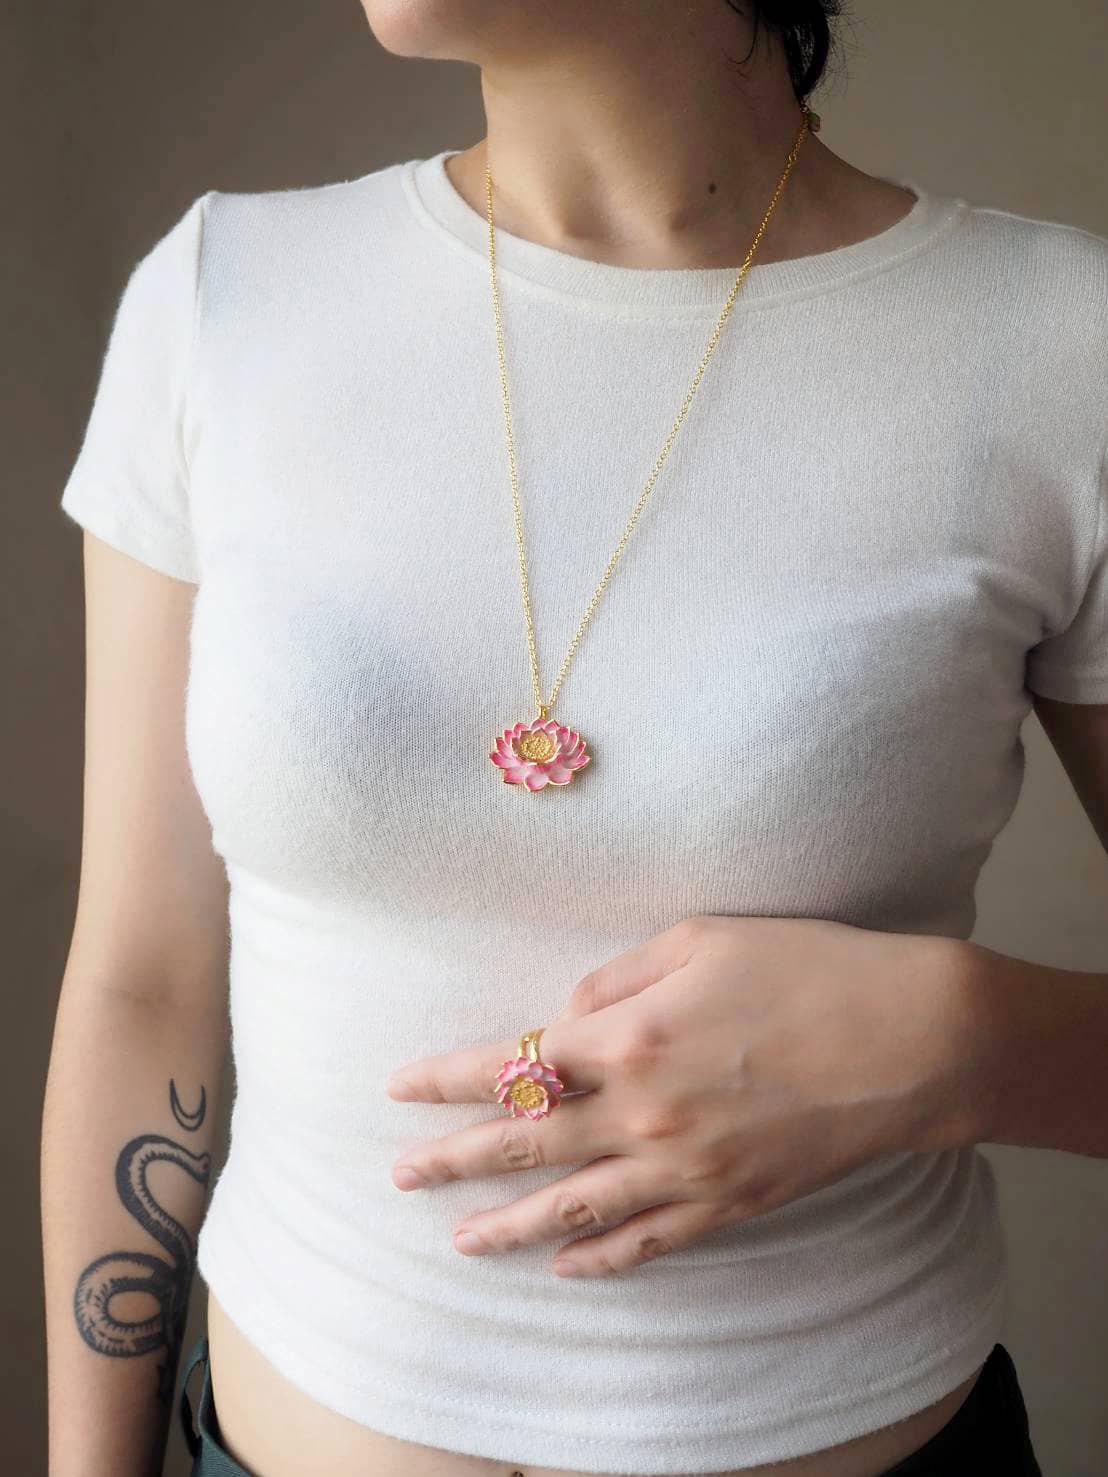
[387,1076,416,1099]
[393,1165,426,1190]
[454,1230,489,1254]
[552,1259,580,1277]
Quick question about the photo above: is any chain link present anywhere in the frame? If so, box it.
[485,108,816,720]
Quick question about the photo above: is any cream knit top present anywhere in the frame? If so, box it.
[59,148,1108,1471]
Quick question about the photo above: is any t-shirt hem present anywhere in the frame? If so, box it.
[196,1215,1009,1474]
[61,484,200,584]
[1025,666,1108,704]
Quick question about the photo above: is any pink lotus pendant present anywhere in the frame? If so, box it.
[489,716,591,790]
[494,1054,565,1119]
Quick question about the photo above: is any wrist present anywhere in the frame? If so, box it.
[899,933,1015,1155]
[941,937,1108,1157]
[862,933,996,1158]
[930,935,1011,1151]
[935,935,1108,1155]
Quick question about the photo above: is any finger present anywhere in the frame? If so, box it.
[450,1156,676,1258]
[550,1197,727,1278]
[391,1091,619,1191]
[555,919,703,1021]
[386,1012,614,1104]
[386,920,704,1102]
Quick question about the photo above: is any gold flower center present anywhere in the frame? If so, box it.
[516,730,557,763]
[508,1079,547,1111]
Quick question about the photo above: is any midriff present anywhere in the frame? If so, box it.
[205,1289,986,1477]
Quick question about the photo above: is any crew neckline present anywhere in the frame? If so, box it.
[401,149,967,312]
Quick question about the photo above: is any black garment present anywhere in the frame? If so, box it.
[178,1335,1044,1476]
[879,1343,1043,1477]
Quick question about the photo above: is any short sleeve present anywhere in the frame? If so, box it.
[59,191,210,583]
[1025,432,1108,703]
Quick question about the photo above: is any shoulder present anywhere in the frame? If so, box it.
[952,194,1108,376]
[189,157,419,307]
[199,159,410,269]
[960,193,1108,260]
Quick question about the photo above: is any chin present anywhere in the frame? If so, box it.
[359,0,518,61]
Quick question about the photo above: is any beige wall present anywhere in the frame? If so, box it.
[12,2,1107,1473]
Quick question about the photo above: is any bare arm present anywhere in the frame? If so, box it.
[42,534,230,1477]
[943,693,1108,1159]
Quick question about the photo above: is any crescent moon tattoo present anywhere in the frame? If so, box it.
[170,1079,206,1133]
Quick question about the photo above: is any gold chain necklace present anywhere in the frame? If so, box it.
[487,106,819,790]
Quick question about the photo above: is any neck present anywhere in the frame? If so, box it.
[440,10,896,272]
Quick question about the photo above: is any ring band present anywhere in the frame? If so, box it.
[494,1027,565,1119]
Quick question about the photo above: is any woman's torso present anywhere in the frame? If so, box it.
[174,161,1103,1472]
[206,1290,985,1477]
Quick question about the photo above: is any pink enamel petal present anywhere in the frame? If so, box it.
[523,767,551,791]
[499,738,536,762]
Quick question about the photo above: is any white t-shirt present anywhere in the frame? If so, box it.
[60,149,1108,1472]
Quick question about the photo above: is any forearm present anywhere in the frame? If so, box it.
[41,980,227,1477]
[947,937,1108,1158]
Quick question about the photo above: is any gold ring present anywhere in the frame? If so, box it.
[494,1027,565,1119]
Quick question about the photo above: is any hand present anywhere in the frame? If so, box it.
[385,914,982,1278]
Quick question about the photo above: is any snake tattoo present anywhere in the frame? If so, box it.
[73,1079,211,1406]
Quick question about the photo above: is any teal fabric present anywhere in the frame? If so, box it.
[178,1335,251,1476]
